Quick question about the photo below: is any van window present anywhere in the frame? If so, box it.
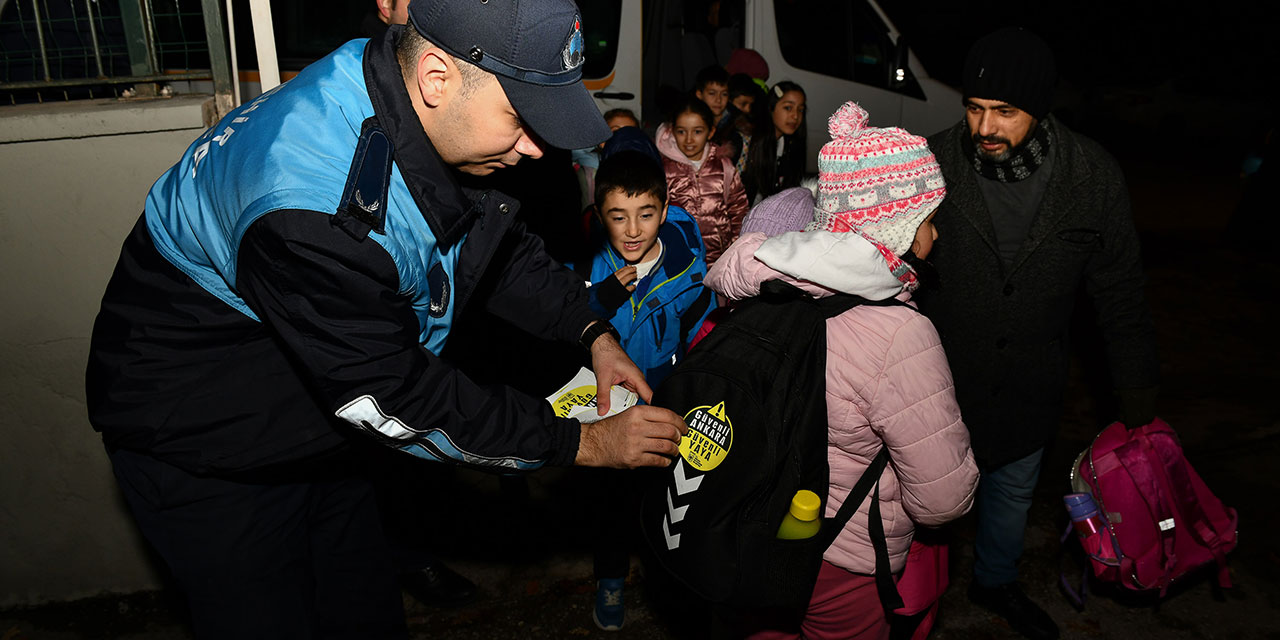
[576,1,621,80]
[773,0,924,100]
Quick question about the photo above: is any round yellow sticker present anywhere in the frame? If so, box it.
[680,401,733,471]
[551,385,597,418]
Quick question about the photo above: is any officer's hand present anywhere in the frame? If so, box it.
[575,405,687,468]
[590,332,653,414]
[613,266,639,292]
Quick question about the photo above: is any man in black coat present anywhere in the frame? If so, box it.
[917,28,1159,640]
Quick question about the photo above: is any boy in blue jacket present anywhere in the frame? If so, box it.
[573,149,714,630]
[577,149,715,388]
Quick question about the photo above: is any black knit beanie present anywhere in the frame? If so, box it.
[962,27,1057,120]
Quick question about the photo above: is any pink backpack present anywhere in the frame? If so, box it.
[1064,418,1237,599]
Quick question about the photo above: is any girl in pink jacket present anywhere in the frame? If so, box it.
[707,103,979,640]
[656,96,750,267]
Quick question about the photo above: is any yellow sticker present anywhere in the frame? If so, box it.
[680,401,733,471]
[551,385,597,418]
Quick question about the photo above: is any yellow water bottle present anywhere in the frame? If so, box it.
[776,489,822,539]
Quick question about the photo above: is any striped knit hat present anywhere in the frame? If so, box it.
[807,102,946,288]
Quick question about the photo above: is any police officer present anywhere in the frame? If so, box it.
[85,1,686,637]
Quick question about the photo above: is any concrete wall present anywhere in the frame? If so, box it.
[0,96,208,606]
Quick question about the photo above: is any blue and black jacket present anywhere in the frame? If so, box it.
[573,206,714,388]
[86,28,595,475]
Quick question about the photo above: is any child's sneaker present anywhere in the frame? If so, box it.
[592,577,626,631]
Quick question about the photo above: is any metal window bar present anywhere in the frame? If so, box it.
[1,0,232,107]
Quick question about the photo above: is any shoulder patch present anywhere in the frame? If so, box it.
[335,117,393,239]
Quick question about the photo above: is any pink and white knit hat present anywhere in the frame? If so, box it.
[807,102,946,288]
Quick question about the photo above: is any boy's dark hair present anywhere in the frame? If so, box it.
[602,107,639,124]
[595,150,668,210]
[693,64,730,92]
[728,73,762,101]
[668,95,715,130]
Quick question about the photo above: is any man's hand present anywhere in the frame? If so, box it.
[588,328,653,415]
[613,265,639,292]
[1117,386,1158,430]
[576,405,687,468]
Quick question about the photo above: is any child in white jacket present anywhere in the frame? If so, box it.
[708,102,979,640]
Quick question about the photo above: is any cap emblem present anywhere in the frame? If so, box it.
[561,18,584,70]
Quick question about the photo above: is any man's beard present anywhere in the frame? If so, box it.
[971,133,1016,162]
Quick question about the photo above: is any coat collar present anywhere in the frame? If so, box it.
[363,26,476,248]
[936,122,998,253]
[1007,117,1092,273]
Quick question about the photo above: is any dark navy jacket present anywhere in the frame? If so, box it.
[86,30,595,475]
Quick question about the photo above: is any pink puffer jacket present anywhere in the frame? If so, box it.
[707,232,979,575]
[655,123,750,265]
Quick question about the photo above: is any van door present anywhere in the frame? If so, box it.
[580,0,643,121]
[747,0,959,171]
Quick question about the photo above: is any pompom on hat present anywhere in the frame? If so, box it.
[807,102,946,289]
[725,48,769,81]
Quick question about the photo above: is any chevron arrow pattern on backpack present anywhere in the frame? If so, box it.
[673,458,703,495]
[663,458,704,550]
[662,514,681,550]
[666,488,688,523]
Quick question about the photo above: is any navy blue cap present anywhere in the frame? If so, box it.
[601,126,661,168]
[408,0,611,150]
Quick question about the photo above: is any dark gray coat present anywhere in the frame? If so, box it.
[917,117,1159,469]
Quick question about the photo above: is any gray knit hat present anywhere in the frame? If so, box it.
[741,187,815,237]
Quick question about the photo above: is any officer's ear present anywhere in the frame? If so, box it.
[415,47,453,108]
[375,0,393,23]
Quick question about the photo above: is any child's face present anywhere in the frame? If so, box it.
[772,90,806,138]
[673,111,714,161]
[696,82,729,118]
[911,212,939,260]
[599,189,667,265]
[731,94,754,115]
[606,113,640,132]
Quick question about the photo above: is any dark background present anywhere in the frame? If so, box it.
[2,1,1277,637]
[880,0,1276,156]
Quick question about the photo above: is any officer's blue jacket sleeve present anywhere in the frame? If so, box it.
[236,209,581,471]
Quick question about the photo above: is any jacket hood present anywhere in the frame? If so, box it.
[655,122,714,166]
[754,230,905,300]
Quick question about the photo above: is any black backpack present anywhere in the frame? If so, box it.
[640,280,907,610]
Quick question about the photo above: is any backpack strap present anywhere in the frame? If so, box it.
[819,448,905,611]
[817,293,913,319]
[1113,439,1180,594]
[759,278,914,319]
[1134,429,1234,588]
